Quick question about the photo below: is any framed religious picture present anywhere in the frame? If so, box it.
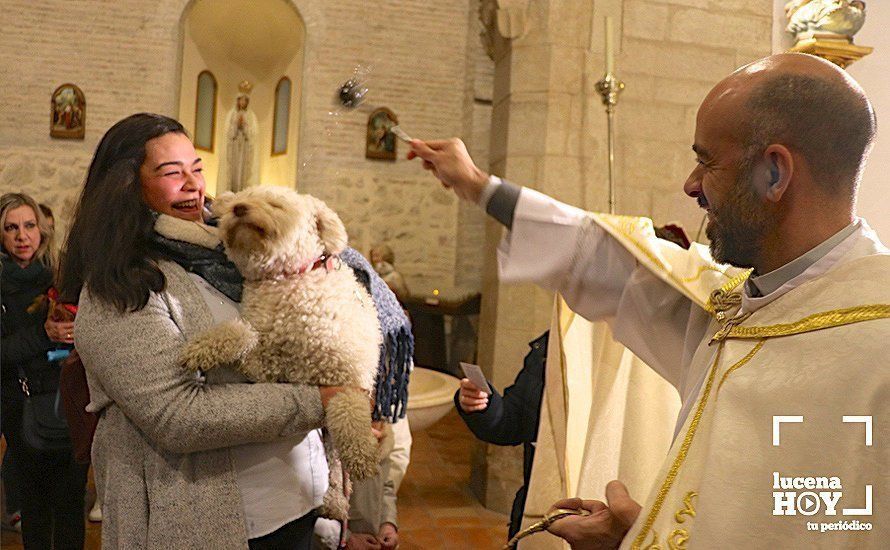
[365,107,397,161]
[50,83,86,139]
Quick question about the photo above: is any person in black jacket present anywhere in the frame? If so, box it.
[454,331,548,540]
[1,192,86,549]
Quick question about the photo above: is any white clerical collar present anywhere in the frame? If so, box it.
[741,219,864,312]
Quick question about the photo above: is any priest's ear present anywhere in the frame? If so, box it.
[310,197,347,255]
[761,144,793,203]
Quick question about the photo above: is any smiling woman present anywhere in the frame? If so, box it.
[56,113,352,549]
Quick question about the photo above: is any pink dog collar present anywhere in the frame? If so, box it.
[297,253,340,275]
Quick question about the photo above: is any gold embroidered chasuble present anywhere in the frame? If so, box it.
[589,215,890,549]
[497,190,889,549]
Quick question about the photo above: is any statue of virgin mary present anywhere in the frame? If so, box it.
[218,80,260,192]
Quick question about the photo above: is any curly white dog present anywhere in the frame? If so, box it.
[179,185,382,518]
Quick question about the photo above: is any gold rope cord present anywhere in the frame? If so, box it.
[630,341,726,549]
[704,272,749,316]
[722,304,890,340]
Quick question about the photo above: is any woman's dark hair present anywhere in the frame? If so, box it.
[58,113,186,311]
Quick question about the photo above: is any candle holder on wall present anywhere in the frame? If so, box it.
[594,72,625,215]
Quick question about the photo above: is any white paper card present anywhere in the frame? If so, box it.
[460,361,491,395]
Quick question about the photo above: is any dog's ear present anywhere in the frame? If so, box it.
[311,197,348,255]
[212,192,236,217]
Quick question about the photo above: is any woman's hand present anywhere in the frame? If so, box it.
[45,318,75,345]
[457,378,489,413]
[371,420,386,443]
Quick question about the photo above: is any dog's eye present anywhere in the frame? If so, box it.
[269,202,284,210]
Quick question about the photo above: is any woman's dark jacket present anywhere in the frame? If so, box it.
[1,257,56,415]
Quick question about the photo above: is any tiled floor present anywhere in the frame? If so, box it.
[1,410,510,549]
[398,411,510,549]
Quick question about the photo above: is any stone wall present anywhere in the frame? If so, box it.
[0,0,492,295]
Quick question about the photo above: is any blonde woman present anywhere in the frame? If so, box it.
[1,192,85,549]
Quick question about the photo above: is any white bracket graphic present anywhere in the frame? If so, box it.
[842,416,873,446]
[842,485,873,515]
[773,415,804,446]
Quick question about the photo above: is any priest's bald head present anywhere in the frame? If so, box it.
[684,53,877,273]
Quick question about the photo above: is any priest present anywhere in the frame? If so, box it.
[408,53,888,548]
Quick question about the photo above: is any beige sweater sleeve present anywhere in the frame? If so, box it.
[76,288,325,454]
[380,418,412,527]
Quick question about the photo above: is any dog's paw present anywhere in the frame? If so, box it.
[213,319,259,361]
[178,340,219,372]
[178,319,258,372]
[325,391,380,481]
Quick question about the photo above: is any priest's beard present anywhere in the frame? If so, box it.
[706,159,773,268]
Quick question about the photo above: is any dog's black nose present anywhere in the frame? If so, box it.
[233,204,248,217]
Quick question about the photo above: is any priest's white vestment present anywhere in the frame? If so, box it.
[500,188,889,549]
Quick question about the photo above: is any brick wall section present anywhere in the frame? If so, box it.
[0,0,493,295]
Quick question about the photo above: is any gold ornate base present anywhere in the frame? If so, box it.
[789,38,873,69]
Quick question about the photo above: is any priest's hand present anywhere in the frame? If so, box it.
[546,481,642,550]
[457,378,489,412]
[408,138,489,203]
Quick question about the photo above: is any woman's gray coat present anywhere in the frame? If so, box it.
[76,260,325,549]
